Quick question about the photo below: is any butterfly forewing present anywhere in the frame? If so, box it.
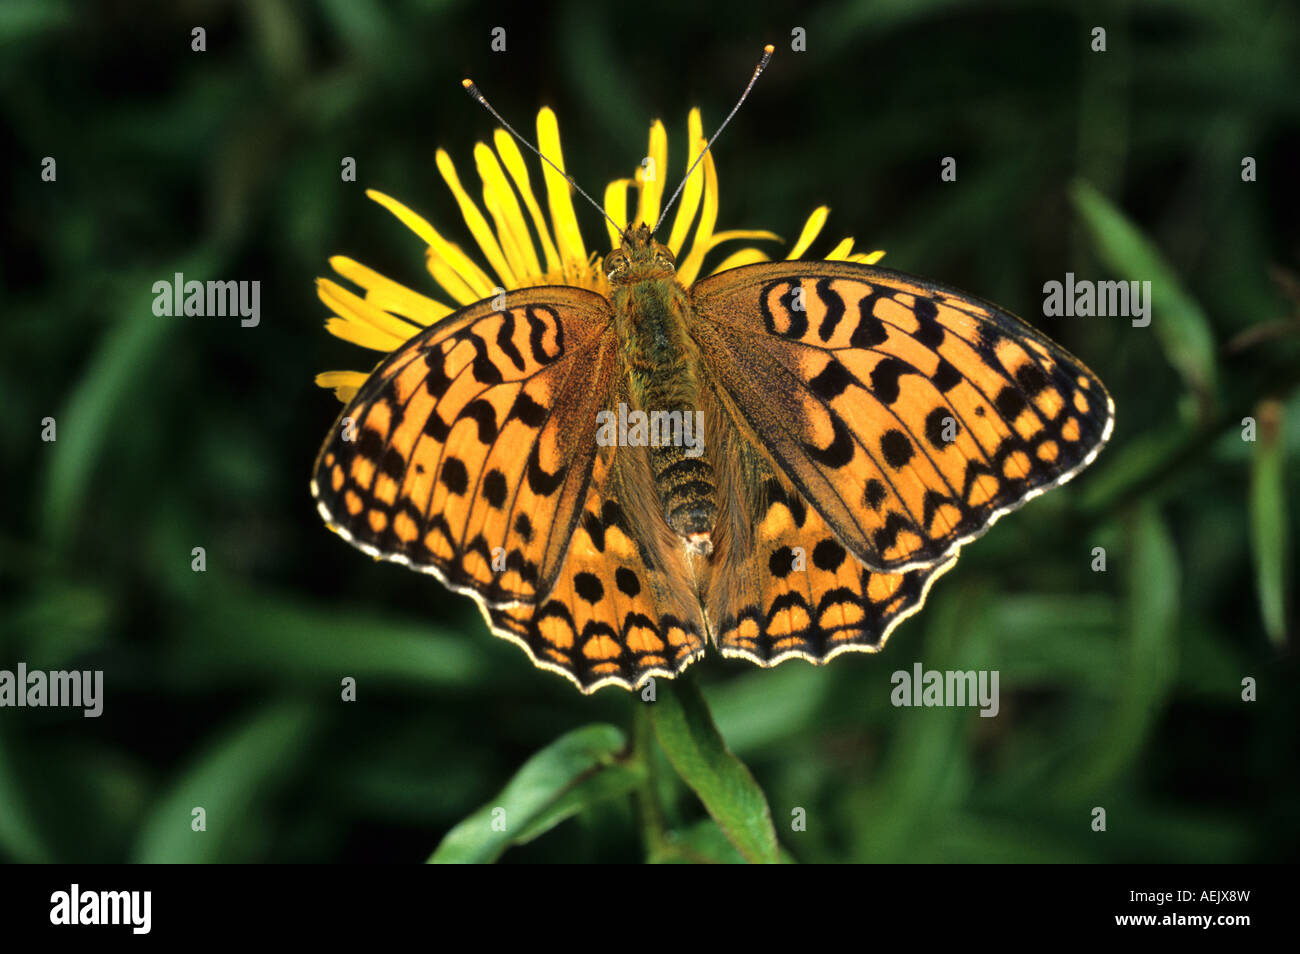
[312,288,617,605]
[690,260,1114,574]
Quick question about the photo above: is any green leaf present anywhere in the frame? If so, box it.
[41,249,220,550]
[648,676,780,864]
[648,819,747,864]
[1249,401,1289,645]
[133,702,317,863]
[1070,180,1217,405]
[429,724,642,863]
[857,586,981,862]
[708,663,831,755]
[1063,505,1180,797]
[176,587,493,690]
[0,727,54,862]
[1079,424,1191,514]
[0,0,71,42]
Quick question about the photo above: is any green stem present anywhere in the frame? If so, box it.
[632,702,671,859]
[648,673,781,864]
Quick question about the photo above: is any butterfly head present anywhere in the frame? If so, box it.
[604,223,676,284]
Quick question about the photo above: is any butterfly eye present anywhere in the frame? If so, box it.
[605,252,628,278]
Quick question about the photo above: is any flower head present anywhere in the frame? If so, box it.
[316,108,884,403]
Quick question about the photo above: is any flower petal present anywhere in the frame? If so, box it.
[676,144,719,287]
[494,129,562,275]
[709,247,770,273]
[325,316,407,353]
[474,142,541,281]
[706,228,781,247]
[329,256,452,327]
[318,277,421,347]
[426,247,488,306]
[367,189,491,302]
[603,178,634,250]
[665,109,705,256]
[825,237,855,260]
[786,206,829,259]
[315,370,369,404]
[436,149,516,288]
[859,249,886,264]
[635,119,668,230]
[536,107,587,271]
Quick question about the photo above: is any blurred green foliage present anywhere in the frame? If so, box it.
[2,0,1298,863]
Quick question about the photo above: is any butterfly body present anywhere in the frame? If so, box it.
[609,225,718,549]
[314,225,1113,692]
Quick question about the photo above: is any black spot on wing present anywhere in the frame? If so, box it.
[440,457,469,494]
[812,538,847,571]
[1015,362,1049,396]
[911,297,945,348]
[573,571,603,604]
[851,291,889,348]
[809,359,853,401]
[995,386,1027,420]
[469,333,504,385]
[423,353,454,399]
[925,408,957,449]
[814,278,846,342]
[459,399,499,443]
[615,567,641,596]
[870,357,909,405]
[769,545,796,579]
[526,305,565,363]
[508,392,548,428]
[525,442,566,496]
[356,428,384,461]
[422,405,452,441]
[494,310,526,371]
[932,357,962,393]
[380,447,405,480]
[864,478,887,511]
[483,469,507,509]
[881,430,914,469]
[804,413,855,468]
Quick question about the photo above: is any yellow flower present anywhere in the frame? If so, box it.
[315,108,885,403]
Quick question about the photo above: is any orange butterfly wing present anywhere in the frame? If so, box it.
[690,261,1114,574]
[487,444,708,693]
[703,401,956,667]
[311,288,618,606]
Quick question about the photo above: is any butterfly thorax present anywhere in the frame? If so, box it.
[606,225,718,553]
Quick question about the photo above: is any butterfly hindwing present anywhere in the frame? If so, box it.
[487,443,709,692]
[690,260,1114,573]
[704,399,957,666]
[312,287,617,605]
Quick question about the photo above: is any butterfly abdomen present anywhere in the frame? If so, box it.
[614,277,718,551]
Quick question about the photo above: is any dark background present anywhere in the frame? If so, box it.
[2,0,1297,863]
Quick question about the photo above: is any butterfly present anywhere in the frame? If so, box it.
[311,217,1114,693]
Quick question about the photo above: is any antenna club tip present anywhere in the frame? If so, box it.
[461,78,474,88]
[763,44,774,54]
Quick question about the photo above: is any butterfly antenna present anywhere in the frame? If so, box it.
[462,78,627,241]
[653,44,774,236]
